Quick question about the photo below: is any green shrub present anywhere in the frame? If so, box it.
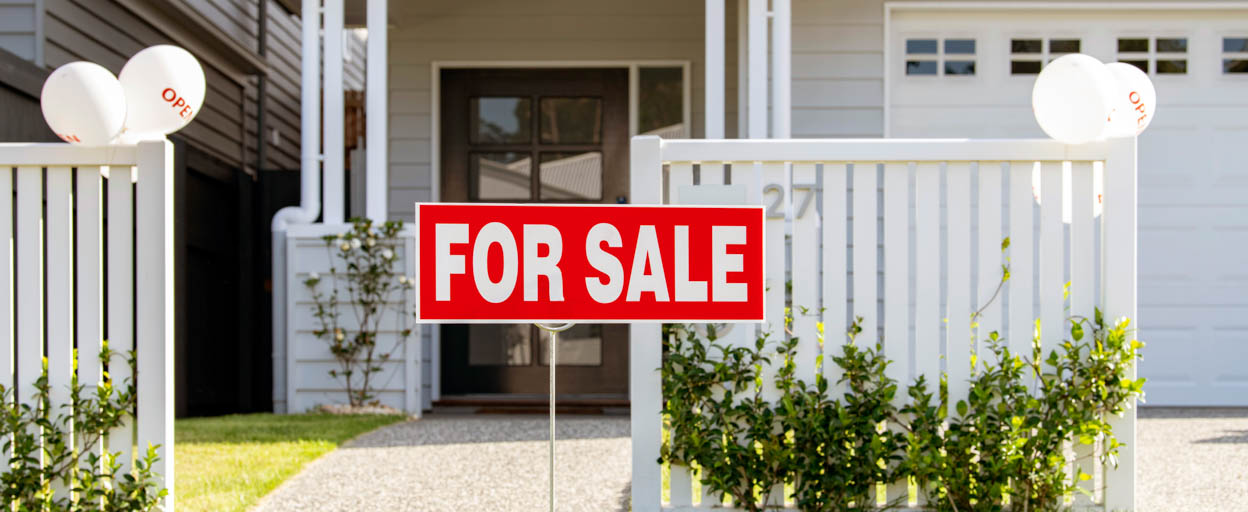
[0,344,166,511]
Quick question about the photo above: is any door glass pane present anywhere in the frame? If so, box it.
[539,152,602,200]
[538,324,603,366]
[471,97,531,144]
[639,67,684,136]
[474,152,532,200]
[468,324,532,366]
[540,97,602,144]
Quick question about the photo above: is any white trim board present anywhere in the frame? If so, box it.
[424,59,693,402]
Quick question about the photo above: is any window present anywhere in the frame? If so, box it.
[1010,37,1082,75]
[905,37,976,76]
[1117,36,1188,75]
[1223,37,1248,74]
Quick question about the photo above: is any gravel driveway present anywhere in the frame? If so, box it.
[252,408,1245,511]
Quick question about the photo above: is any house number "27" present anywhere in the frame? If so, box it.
[763,183,817,219]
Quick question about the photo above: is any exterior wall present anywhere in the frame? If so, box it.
[0,0,40,64]
[791,0,885,137]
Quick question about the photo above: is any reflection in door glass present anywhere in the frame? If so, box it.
[540,98,602,144]
[538,324,603,366]
[474,152,531,200]
[639,67,684,137]
[539,152,602,200]
[468,324,532,366]
[471,97,531,144]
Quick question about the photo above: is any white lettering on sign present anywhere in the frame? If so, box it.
[523,224,564,302]
[585,223,624,303]
[674,226,707,302]
[434,223,468,301]
[626,225,669,302]
[472,222,518,303]
[712,225,747,302]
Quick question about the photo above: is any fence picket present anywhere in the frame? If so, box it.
[1038,162,1064,360]
[821,163,847,393]
[946,163,972,409]
[851,163,877,341]
[701,162,725,185]
[665,163,694,507]
[977,162,1004,350]
[792,163,818,383]
[0,166,11,473]
[75,166,105,480]
[913,162,940,507]
[761,162,787,507]
[1102,138,1138,511]
[1070,161,1097,505]
[107,166,135,476]
[1008,162,1036,372]
[46,167,74,501]
[882,162,909,505]
[15,166,44,464]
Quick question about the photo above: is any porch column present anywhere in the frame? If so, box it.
[771,0,790,138]
[366,0,388,220]
[747,0,767,139]
[324,0,346,224]
[705,0,725,139]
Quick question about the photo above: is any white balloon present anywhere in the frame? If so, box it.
[40,62,127,146]
[119,45,206,138]
[1031,163,1104,224]
[1104,62,1157,138]
[1031,54,1117,144]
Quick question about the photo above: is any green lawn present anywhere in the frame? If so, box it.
[175,413,406,512]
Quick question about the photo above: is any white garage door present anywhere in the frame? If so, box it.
[888,7,1248,406]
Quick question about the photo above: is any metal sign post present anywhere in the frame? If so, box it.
[535,321,573,512]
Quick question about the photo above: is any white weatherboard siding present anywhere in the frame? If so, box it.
[792,0,886,137]
[285,225,423,412]
[888,6,1248,406]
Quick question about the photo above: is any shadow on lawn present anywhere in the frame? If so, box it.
[343,414,630,448]
[175,413,406,445]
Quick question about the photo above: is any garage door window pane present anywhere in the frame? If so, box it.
[1224,59,1248,73]
[472,97,531,144]
[1156,60,1187,74]
[1011,60,1042,74]
[1119,60,1148,73]
[1224,37,1248,53]
[945,39,975,54]
[1157,38,1187,53]
[906,39,937,54]
[474,152,532,200]
[1050,39,1081,54]
[1011,39,1042,53]
[540,152,602,200]
[945,60,975,75]
[1118,38,1149,52]
[906,60,937,75]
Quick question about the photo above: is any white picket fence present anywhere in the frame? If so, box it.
[629,136,1138,511]
[0,142,175,509]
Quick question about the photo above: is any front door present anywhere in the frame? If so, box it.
[439,68,630,400]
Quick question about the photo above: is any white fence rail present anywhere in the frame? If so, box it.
[0,142,175,509]
[629,136,1138,511]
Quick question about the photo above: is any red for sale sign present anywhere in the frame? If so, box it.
[414,203,765,323]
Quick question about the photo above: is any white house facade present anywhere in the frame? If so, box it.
[273,0,1248,415]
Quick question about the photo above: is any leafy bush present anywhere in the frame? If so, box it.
[0,344,166,510]
[305,218,412,407]
[661,239,1145,511]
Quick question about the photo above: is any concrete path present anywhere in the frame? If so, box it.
[252,415,631,512]
[253,408,1246,511]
